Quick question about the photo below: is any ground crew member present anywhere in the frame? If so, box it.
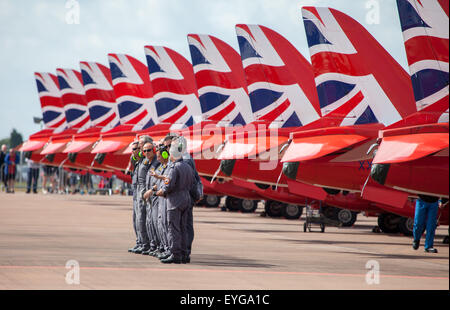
[128,141,141,253]
[163,134,203,262]
[134,135,153,254]
[149,144,171,260]
[140,141,160,255]
[413,197,440,253]
[156,139,196,264]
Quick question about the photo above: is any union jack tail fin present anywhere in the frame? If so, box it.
[391,0,449,126]
[187,34,254,126]
[301,7,417,128]
[235,24,321,128]
[108,53,157,130]
[34,72,68,132]
[79,61,121,132]
[144,45,201,129]
[56,68,92,131]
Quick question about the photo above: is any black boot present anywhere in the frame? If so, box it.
[161,254,181,264]
[425,247,438,253]
[128,245,139,253]
[158,251,171,260]
[182,254,190,264]
[412,240,420,250]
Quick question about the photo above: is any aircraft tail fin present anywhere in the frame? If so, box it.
[301,7,417,128]
[235,24,321,128]
[108,53,157,130]
[56,68,91,131]
[144,45,200,129]
[187,34,254,126]
[34,72,68,132]
[79,61,121,132]
[389,0,449,127]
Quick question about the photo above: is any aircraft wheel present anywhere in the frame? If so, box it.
[239,199,258,213]
[320,224,325,233]
[378,213,401,233]
[283,204,303,220]
[225,196,241,212]
[204,195,221,208]
[265,200,284,217]
[398,217,414,236]
[322,206,338,220]
[337,209,358,227]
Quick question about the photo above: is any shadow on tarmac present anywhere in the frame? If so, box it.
[336,250,448,260]
[189,254,278,268]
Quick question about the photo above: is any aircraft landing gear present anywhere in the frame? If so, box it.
[398,217,414,236]
[377,213,401,233]
[283,204,303,220]
[203,195,221,208]
[225,196,241,211]
[239,199,258,213]
[336,209,358,227]
[225,197,258,213]
[322,206,358,227]
[264,200,284,217]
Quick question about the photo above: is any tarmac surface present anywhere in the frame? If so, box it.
[0,192,448,290]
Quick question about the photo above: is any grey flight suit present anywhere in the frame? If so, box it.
[182,153,203,256]
[131,157,141,247]
[136,156,151,249]
[141,156,160,251]
[154,162,170,253]
[161,159,195,259]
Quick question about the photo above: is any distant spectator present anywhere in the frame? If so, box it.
[42,165,57,194]
[69,171,79,194]
[80,172,93,194]
[4,149,20,193]
[25,158,40,194]
[0,144,7,191]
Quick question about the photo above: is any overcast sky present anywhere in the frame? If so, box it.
[0,0,408,140]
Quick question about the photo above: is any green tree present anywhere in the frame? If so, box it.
[9,129,23,148]
[0,137,10,147]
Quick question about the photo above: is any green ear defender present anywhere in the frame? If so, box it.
[161,150,169,159]
[139,151,143,158]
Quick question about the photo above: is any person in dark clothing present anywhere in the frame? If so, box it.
[0,144,7,191]
[163,135,203,262]
[133,135,154,254]
[156,138,196,264]
[128,141,141,253]
[4,149,19,193]
[25,158,40,194]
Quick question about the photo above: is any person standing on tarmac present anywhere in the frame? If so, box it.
[133,135,154,254]
[163,134,203,261]
[140,141,160,256]
[412,196,441,253]
[128,141,141,253]
[156,138,196,264]
[146,143,171,260]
